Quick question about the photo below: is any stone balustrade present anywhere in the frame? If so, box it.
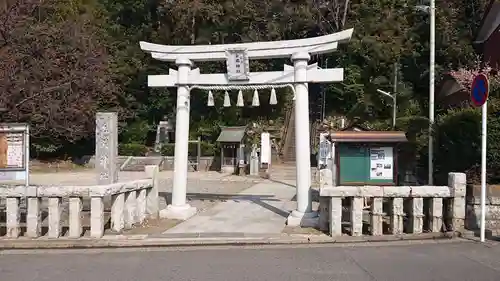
[319,171,466,237]
[0,165,159,239]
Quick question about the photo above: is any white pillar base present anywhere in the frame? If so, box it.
[286,210,319,227]
[159,204,197,221]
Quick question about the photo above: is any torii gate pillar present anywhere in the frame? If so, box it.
[159,58,197,220]
[286,52,317,226]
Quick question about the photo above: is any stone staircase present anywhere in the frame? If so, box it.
[281,108,319,164]
[282,108,296,163]
[269,163,318,184]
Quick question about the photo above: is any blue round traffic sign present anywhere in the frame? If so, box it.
[471,74,489,107]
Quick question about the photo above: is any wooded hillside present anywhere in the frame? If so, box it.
[0,0,497,183]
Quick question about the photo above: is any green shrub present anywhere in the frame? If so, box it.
[200,141,220,156]
[160,143,175,156]
[160,141,220,157]
[433,103,500,184]
[120,120,151,144]
[119,143,149,156]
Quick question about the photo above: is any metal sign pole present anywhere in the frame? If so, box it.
[471,73,489,243]
[25,125,30,187]
[480,101,487,242]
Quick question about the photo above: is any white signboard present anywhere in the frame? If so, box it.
[0,123,29,183]
[369,147,393,180]
[260,132,271,164]
[318,133,332,166]
[226,48,250,81]
[1,132,25,169]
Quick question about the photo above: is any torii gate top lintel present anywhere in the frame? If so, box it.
[139,28,353,62]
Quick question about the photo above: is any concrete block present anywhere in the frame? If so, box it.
[160,204,197,221]
[286,210,319,228]
[449,172,466,197]
[319,168,333,188]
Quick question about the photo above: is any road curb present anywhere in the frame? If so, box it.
[0,232,463,250]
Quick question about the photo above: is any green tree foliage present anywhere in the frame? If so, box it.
[0,0,125,157]
[1,0,497,183]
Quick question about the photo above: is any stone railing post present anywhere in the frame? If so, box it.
[449,172,466,231]
[145,165,160,218]
[96,112,118,185]
[318,197,329,232]
[351,197,363,236]
[137,188,147,223]
[6,196,21,238]
[111,192,125,232]
[124,191,138,228]
[26,187,41,238]
[430,197,443,232]
[68,197,83,238]
[48,197,62,238]
[318,169,333,232]
[410,198,424,234]
[319,168,333,189]
[90,197,105,238]
[329,197,342,236]
[370,197,383,235]
[391,198,404,234]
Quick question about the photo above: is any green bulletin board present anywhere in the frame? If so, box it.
[337,144,395,185]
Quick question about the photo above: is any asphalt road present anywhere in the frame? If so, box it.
[1,241,500,281]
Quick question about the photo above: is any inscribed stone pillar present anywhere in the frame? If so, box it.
[96,112,118,184]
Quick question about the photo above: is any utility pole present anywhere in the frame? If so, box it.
[392,63,398,129]
[428,0,436,185]
[321,58,329,121]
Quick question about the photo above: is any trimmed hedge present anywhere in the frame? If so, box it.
[118,143,149,156]
[160,141,219,157]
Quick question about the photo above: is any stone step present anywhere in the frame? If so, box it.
[270,165,317,181]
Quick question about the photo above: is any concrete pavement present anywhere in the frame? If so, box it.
[1,240,500,281]
[165,181,299,234]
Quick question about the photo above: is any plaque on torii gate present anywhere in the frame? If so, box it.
[140,28,354,226]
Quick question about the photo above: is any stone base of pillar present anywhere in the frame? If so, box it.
[159,204,197,221]
[286,210,319,227]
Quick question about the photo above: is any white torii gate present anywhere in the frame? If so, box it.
[140,28,353,226]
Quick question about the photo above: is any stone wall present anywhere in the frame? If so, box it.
[466,184,500,233]
[86,156,220,172]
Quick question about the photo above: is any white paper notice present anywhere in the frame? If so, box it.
[369,147,393,180]
[0,132,24,169]
[260,132,270,164]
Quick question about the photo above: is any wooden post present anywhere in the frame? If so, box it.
[0,134,7,168]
